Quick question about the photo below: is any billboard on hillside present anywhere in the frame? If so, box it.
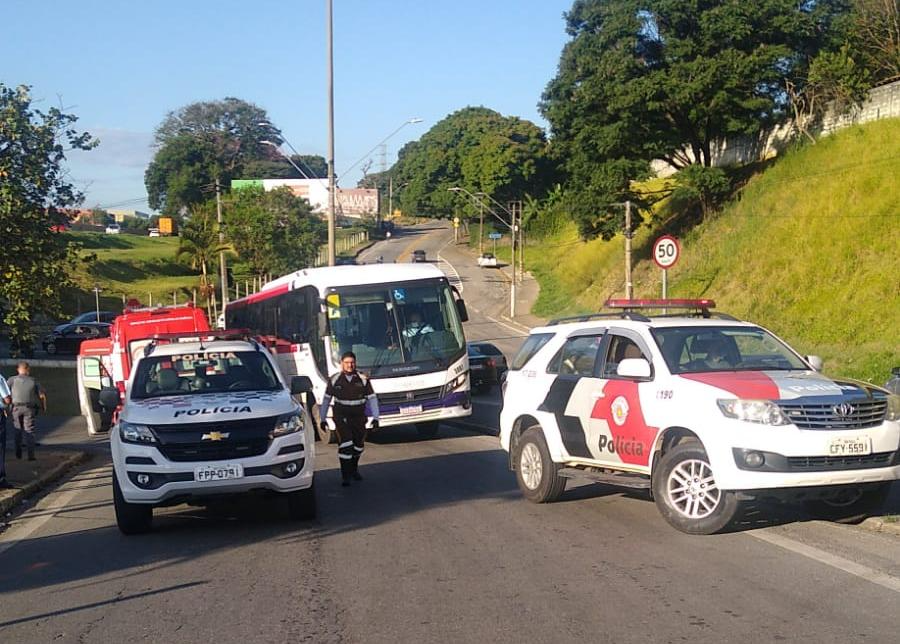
[231,178,378,219]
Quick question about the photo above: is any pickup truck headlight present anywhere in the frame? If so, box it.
[717,399,789,426]
[271,413,303,437]
[119,422,156,444]
[887,394,900,421]
[446,372,468,392]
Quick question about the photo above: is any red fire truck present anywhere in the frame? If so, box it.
[77,303,210,434]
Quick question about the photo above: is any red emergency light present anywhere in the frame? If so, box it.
[605,298,716,309]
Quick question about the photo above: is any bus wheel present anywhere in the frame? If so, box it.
[416,422,439,439]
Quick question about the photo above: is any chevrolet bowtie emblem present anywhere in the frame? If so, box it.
[201,431,230,441]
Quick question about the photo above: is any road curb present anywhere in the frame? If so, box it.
[858,516,900,536]
[0,450,91,516]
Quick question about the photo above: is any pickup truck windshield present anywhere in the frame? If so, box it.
[131,350,282,399]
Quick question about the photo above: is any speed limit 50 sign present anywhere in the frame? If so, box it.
[652,235,680,269]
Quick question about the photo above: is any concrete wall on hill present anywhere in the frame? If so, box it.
[652,78,900,177]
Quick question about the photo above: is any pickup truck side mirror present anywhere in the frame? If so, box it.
[617,358,652,380]
[805,355,824,372]
[291,376,314,395]
[98,387,120,410]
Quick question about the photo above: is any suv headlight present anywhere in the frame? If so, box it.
[717,399,789,426]
[446,372,468,393]
[272,413,303,437]
[119,421,156,444]
[887,394,900,421]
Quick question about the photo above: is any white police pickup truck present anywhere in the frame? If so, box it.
[101,334,316,534]
[499,299,900,534]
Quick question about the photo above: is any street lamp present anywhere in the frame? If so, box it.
[448,187,519,317]
[340,118,424,181]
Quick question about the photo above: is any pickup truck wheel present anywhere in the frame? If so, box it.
[653,443,740,535]
[286,482,317,520]
[803,482,891,524]
[515,426,566,503]
[113,473,153,535]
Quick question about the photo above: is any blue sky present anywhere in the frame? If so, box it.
[2,0,573,211]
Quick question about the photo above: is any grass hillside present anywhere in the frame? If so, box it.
[64,233,200,312]
[520,118,900,383]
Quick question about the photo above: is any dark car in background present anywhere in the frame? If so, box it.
[467,342,507,394]
[468,341,508,380]
[411,249,427,263]
[71,311,117,324]
[43,323,111,355]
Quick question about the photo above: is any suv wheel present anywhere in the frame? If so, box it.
[653,443,740,535]
[286,482,317,520]
[514,426,566,503]
[804,482,891,524]
[45,342,57,355]
[113,473,153,535]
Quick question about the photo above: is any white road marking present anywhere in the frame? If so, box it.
[484,314,529,336]
[0,465,109,557]
[436,237,463,294]
[748,529,900,593]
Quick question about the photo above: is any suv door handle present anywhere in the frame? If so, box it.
[591,391,605,400]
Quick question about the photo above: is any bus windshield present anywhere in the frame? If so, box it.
[326,278,465,375]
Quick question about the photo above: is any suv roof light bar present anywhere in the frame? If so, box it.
[142,329,255,357]
[604,298,717,318]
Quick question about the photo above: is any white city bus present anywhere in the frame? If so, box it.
[225,264,472,438]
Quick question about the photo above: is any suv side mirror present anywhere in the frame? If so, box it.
[617,358,651,379]
[291,376,314,395]
[805,355,824,372]
[99,387,120,410]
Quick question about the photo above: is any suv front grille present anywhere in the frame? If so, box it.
[149,416,277,463]
[786,451,895,471]
[778,399,887,430]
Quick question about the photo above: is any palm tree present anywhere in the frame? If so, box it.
[176,203,227,299]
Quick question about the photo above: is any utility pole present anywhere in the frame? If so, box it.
[215,179,228,307]
[479,199,484,255]
[624,200,633,300]
[325,0,337,266]
[388,176,393,222]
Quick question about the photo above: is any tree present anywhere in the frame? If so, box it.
[224,186,326,276]
[176,202,225,298]
[392,107,555,220]
[848,0,900,82]
[541,0,850,239]
[0,84,96,349]
[242,154,328,180]
[145,98,282,214]
[786,45,871,143]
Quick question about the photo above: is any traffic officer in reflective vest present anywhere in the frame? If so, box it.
[319,351,380,486]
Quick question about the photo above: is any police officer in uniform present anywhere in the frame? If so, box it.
[7,361,45,461]
[0,374,12,488]
[319,351,380,486]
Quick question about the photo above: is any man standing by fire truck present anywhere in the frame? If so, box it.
[319,351,380,486]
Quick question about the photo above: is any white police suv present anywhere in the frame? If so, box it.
[500,300,900,534]
[104,334,316,534]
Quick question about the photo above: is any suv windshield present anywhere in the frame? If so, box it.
[326,279,465,374]
[651,326,808,374]
[131,349,282,399]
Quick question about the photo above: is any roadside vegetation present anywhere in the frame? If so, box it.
[501,119,900,383]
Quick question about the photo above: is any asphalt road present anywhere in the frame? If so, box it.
[1,224,899,643]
